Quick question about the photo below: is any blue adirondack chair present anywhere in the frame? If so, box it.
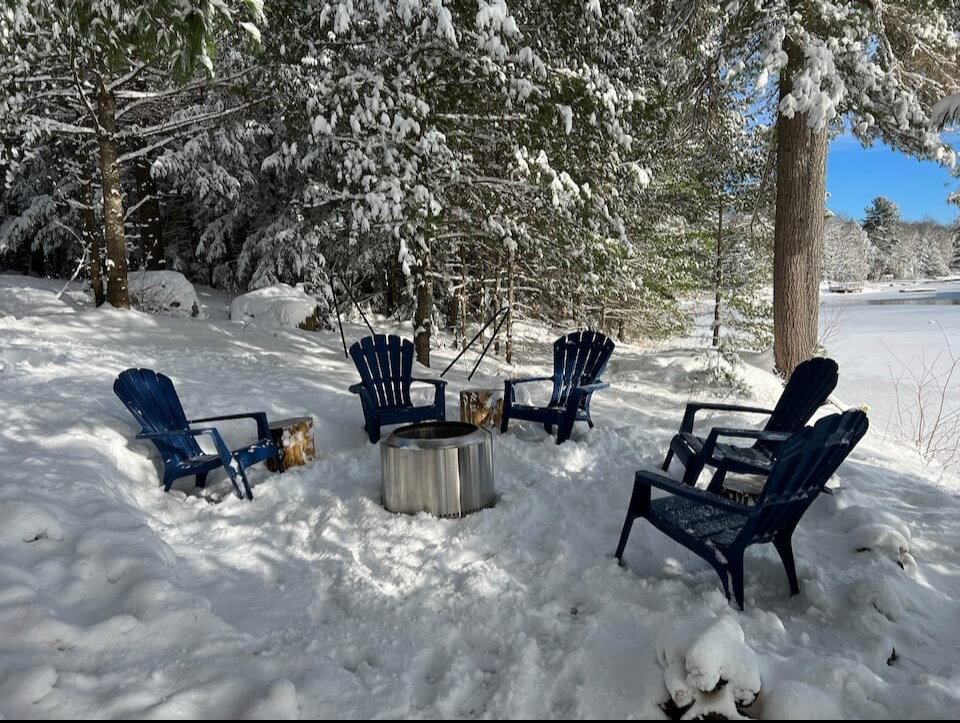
[663,357,839,486]
[500,330,615,444]
[114,368,283,500]
[349,334,447,443]
[616,409,868,608]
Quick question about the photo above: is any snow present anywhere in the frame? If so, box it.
[820,280,960,470]
[1,275,960,718]
[127,270,203,318]
[229,283,321,329]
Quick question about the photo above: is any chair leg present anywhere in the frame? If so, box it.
[236,464,254,501]
[774,535,800,595]
[615,479,649,560]
[556,405,579,445]
[196,472,208,488]
[500,407,511,434]
[681,456,704,487]
[366,422,381,444]
[661,449,674,472]
[274,451,285,474]
[615,510,636,561]
[544,423,553,434]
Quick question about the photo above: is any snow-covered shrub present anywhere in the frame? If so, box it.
[128,271,202,318]
[229,284,322,331]
[655,615,761,719]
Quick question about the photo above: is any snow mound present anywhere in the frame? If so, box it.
[0,500,64,543]
[656,615,760,718]
[128,271,202,318]
[0,664,58,714]
[761,680,841,719]
[230,284,321,330]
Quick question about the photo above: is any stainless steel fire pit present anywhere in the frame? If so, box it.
[381,421,495,517]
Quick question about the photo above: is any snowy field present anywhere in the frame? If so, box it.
[1,275,959,719]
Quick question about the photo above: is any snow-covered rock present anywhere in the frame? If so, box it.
[230,284,321,330]
[128,270,202,318]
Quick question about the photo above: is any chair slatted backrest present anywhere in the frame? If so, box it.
[550,331,615,407]
[349,334,414,410]
[765,357,839,434]
[748,409,868,543]
[114,368,202,461]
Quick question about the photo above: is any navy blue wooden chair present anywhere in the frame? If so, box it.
[114,368,283,500]
[616,409,868,608]
[500,331,615,444]
[349,334,447,443]
[664,357,839,486]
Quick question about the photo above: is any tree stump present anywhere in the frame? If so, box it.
[267,416,315,471]
[459,388,504,429]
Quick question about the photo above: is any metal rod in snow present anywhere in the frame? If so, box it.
[335,274,376,337]
[468,309,510,382]
[331,281,348,358]
[440,306,509,378]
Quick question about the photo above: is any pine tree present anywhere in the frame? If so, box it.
[862,197,902,278]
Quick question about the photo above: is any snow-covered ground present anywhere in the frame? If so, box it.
[1,275,959,719]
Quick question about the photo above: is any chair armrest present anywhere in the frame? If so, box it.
[680,402,775,434]
[635,469,755,516]
[574,381,609,395]
[348,383,364,395]
[411,377,446,406]
[136,427,219,441]
[506,376,556,387]
[700,427,792,463]
[190,411,270,440]
[410,377,447,389]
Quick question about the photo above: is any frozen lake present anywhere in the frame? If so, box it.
[820,280,960,461]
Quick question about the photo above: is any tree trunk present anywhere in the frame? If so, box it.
[459,246,468,350]
[492,247,502,355]
[773,41,828,376]
[713,203,723,348]
[505,249,515,364]
[134,157,165,270]
[388,248,399,309]
[96,81,129,309]
[414,241,432,367]
[80,179,105,306]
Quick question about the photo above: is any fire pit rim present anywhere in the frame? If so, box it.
[385,421,490,450]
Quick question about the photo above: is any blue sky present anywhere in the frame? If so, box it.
[826,133,959,223]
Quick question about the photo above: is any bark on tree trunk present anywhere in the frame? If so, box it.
[134,157,165,270]
[713,203,723,349]
[505,249,515,364]
[96,80,129,309]
[773,40,828,376]
[414,241,432,367]
[80,179,105,307]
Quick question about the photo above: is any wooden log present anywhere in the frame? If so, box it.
[267,416,315,471]
[719,475,765,506]
[459,388,504,429]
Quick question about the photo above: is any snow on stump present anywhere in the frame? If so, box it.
[656,616,761,719]
[267,417,315,472]
[128,270,201,317]
[230,283,322,331]
[459,387,504,429]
